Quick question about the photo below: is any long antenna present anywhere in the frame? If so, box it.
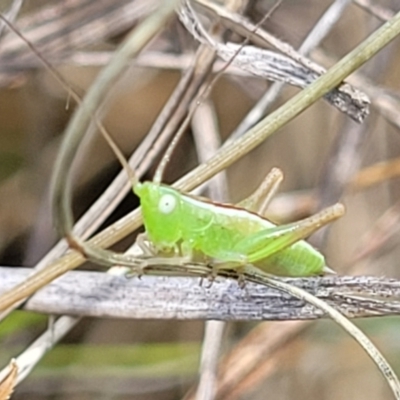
[153,112,189,184]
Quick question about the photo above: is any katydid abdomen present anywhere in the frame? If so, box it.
[254,242,324,277]
[135,181,339,277]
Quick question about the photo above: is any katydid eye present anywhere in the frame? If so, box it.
[158,194,177,214]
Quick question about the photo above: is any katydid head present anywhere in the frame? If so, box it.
[134,181,182,248]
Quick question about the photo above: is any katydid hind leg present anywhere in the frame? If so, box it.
[238,167,283,214]
[235,203,345,264]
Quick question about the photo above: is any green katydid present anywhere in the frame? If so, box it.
[133,167,344,277]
